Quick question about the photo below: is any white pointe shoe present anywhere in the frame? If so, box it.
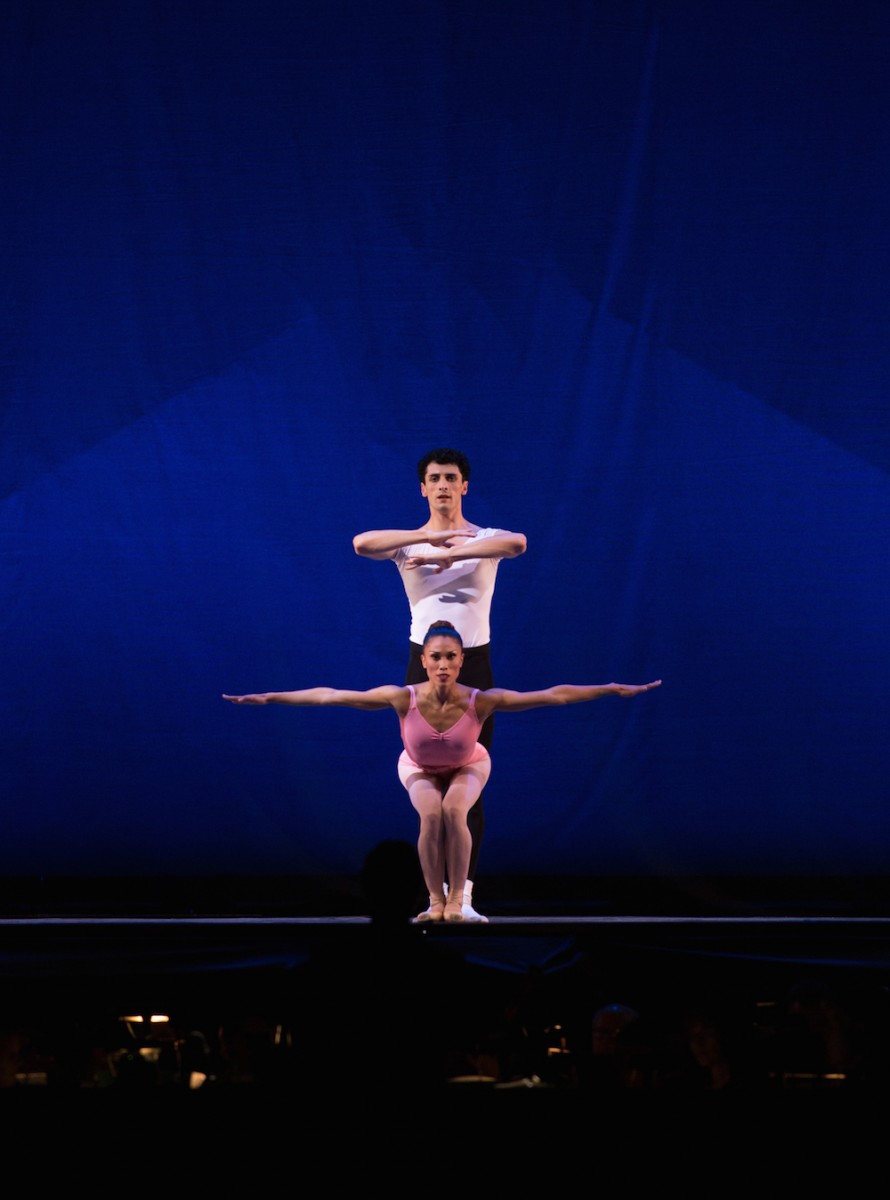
[443,882,488,924]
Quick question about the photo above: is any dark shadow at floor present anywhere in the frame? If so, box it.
[3,870,890,918]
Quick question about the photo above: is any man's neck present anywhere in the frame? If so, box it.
[424,503,465,531]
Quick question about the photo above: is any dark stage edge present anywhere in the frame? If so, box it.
[4,911,890,1010]
[4,871,890,917]
[4,872,890,1002]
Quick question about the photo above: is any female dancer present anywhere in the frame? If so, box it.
[223,621,661,924]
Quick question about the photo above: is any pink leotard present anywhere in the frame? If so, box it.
[398,686,489,776]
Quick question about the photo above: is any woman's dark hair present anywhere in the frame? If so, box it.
[422,621,463,646]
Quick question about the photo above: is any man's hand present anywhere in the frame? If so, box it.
[420,528,474,545]
[404,529,474,572]
[403,551,454,573]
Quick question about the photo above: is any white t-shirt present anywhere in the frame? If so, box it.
[393,528,505,647]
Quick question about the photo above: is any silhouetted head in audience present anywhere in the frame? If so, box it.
[361,839,425,926]
[590,1002,642,1056]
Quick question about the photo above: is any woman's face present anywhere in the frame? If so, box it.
[421,636,464,685]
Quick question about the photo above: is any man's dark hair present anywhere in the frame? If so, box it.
[417,448,471,483]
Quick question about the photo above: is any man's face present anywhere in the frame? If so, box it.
[420,461,468,511]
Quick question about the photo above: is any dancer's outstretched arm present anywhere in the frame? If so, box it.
[476,679,662,718]
[222,684,406,711]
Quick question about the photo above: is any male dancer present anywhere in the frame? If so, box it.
[353,448,526,921]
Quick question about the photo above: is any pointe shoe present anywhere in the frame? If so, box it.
[443,896,465,923]
[413,896,445,924]
[444,882,487,923]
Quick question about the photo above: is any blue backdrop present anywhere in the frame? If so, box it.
[3,0,889,891]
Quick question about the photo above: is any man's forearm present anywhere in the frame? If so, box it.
[354,528,527,560]
[447,532,527,560]
[352,529,424,557]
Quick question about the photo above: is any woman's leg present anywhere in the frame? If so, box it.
[408,645,492,907]
[398,760,447,920]
[451,648,494,887]
[440,759,491,921]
